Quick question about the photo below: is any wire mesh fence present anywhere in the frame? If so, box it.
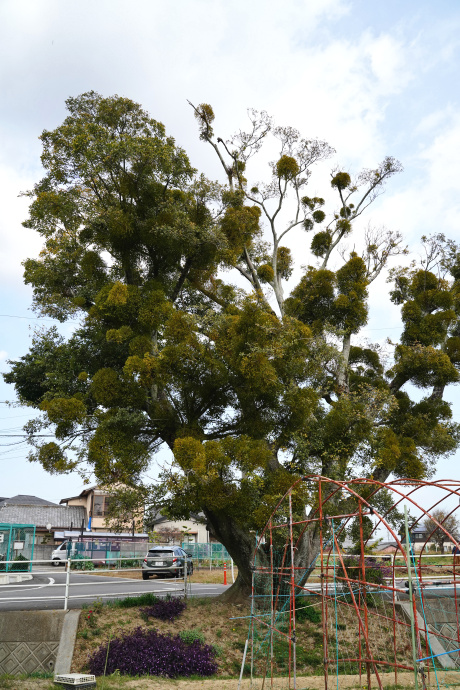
[181,542,232,569]
[0,523,35,572]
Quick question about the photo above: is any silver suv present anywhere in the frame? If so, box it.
[142,546,193,580]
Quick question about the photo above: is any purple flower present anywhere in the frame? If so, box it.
[140,597,186,622]
[88,627,218,677]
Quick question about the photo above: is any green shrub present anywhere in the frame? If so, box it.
[71,556,95,571]
[11,554,29,572]
[179,629,206,645]
[212,644,224,657]
[295,597,321,623]
[108,592,159,609]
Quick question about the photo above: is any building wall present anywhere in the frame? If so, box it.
[154,518,208,544]
[65,490,143,533]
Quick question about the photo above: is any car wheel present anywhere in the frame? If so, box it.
[142,572,150,580]
[52,559,61,567]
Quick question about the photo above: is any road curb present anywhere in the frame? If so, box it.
[0,573,33,584]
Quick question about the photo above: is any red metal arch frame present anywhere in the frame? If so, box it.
[250,476,460,690]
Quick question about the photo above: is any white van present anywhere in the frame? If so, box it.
[51,541,75,566]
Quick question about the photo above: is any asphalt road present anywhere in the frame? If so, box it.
[0,569,230,611]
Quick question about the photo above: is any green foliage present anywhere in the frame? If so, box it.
[107,592,159,608]
[10,554,29,572]
[71,556,95,571]
[4,95,460,599]
[179,629,206,645]
[311,231,332,257]
[331,171,351,190]
[276,155,299,179]
[295,598,321,623]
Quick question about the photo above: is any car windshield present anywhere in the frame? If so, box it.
[148,550,174,557]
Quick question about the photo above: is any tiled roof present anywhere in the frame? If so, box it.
[150,511,205,526]
[0,504,86,529]
[1,495,59,507]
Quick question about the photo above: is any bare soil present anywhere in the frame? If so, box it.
[91,568,235,584]
[4,672,460,689]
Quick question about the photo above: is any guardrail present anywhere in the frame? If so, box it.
[0,556,191,610]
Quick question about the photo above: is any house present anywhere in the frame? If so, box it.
[59,486,143,533]
[0,495,86,544]
[373,541,398,554]
[399,525,454,552]
[149,512,211,544]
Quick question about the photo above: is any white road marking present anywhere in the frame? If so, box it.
[0,576,55,594]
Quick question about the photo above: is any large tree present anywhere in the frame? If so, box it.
[5,93,460,599]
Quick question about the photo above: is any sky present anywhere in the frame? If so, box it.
[1,0,460,505]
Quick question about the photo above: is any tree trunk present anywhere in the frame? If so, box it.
[203,507,322,603]
[219,570,252,603]
[203,508,259,603]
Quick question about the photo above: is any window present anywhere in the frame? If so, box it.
[148,550,174,558]
[93,495,112,517]
[93,496,104,517]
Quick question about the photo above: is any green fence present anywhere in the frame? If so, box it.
[65,539,149,562]
[182,542,231,566]
[0,523,35,572]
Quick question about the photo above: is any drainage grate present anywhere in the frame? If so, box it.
[54,673,96,688]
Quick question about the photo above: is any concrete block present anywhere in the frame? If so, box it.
[0,609,70,675]
[55,610,81,674]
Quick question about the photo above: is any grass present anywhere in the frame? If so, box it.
[73,594,413,681]
[72,595,252,677]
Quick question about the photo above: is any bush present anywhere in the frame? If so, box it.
[141,596,186,622]
[108,592,159,609]
[339,555,392,585]
[71,556,95,571]
[120,558,140,568]
[179,629,206,645]
[88,627,218,677]
[11,554,29,572]
[295,597,321,623]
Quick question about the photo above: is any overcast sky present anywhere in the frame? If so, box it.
[1,0,460,504]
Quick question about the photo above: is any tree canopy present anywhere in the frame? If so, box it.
[5,92,460,598]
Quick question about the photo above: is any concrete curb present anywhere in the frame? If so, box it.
[55,610,81,674]
[0,573,33,584]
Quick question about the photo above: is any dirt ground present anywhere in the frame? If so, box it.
[91,568,235,584]
[5,671,460,689]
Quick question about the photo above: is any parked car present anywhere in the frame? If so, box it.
[51,541,70,566]
[142,546,193,580]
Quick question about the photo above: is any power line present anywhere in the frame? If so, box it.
[0,314,56,322]
[0,314,78,322]
[0,434,56,438]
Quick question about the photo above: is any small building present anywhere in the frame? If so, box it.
[373,541,398,554]
[59,486,143,533]
[0,495,85,544]
[149,512,211,544]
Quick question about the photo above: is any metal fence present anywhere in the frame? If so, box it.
[0,555,190,609]
[63,539,150,561]
[182,541,231,568]
[0,523,35,572]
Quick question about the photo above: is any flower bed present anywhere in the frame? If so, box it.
[88,626,218,677]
